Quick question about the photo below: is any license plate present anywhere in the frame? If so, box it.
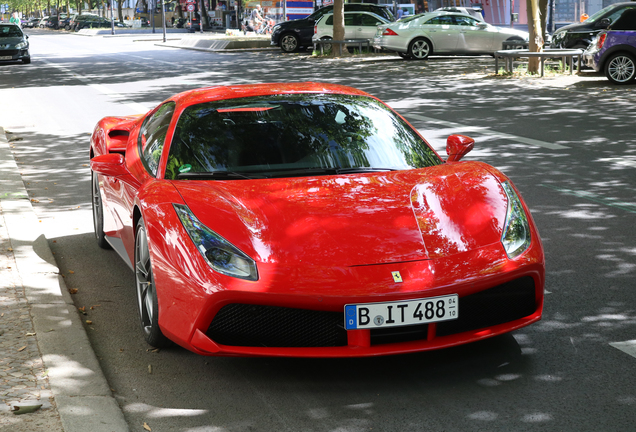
[345,294,458,330]
[0,56,13,60]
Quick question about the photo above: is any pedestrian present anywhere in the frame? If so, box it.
[396,7,403,20]
[251,4,263,28]
[9,12,21,27]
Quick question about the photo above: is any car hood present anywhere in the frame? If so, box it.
[172,161,508,267]
[0,36,26,47]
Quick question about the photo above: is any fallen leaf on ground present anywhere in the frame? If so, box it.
[86,320,93,325]
[12,404,42,415]
[143,422,152,431]
[69,289,78,294]
[17,346,26,352]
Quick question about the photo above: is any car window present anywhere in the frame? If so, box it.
[425,16,454,25]
[454,15,480,26]
[138,102,176,177]
[360,13,383,26]
[606,5,636,25]
[325,15,333,26]
[345,14,357,26]
[610,8,636,30]
[0,25,23,37]
[166,94,441,180]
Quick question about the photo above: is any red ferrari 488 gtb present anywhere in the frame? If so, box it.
[90,82,544,357]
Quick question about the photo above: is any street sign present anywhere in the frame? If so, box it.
[186,4,195,11]
[186,0,195,3]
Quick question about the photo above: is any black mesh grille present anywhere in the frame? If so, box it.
[436,276,537,337]
[0,50,18,56]
[207,304,348,347]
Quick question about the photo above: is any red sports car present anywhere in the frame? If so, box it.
[90,82,544,357]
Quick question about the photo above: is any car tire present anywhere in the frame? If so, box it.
[604,52,636,85]
[135,219,170,348]
[280,33,300,53]
[22,58,31,64]
[504,37,526,50]
[91,171,111,249]
[409,38,432,60]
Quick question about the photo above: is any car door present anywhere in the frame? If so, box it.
[355,13,386,40]
[453,15,496,52]
[419,15,458,52]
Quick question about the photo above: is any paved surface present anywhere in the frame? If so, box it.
[0,128,128,431]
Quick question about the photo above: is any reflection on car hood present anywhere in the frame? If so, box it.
[173,161,508,267]
[0,37,26,47]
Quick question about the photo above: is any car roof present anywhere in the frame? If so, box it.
[171,82,373,109]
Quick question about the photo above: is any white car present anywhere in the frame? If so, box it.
[313,11,390,50]
[373,11,529,59]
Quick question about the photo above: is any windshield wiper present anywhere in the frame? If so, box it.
[176,171,263,180]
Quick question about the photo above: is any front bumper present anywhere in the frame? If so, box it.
[0,49,30,63]
[147,202,545,357]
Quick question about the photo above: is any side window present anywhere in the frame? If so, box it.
[454,16,478,26]
[138,102,175,177]
[360,14,381,26]
[326,15,334,25]
[426,16,454,25]
[344,14,357,26]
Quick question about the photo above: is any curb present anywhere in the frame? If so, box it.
[0,127,129,432]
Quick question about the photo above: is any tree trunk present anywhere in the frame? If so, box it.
[200,0,210,28]
[118,0,123,22]
[330,0,345,57]
[526,0,544,73]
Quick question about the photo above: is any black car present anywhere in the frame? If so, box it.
[271,3,394,52]
[551,1,636,49]
[0,23,30,64]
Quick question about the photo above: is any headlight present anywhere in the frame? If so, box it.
[272,24,280,33]
[16,41,28,49]
[174,204,258,281]
[501,181,531,259]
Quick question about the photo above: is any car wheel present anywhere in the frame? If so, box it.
[280,33,299,53]
[409,38,431,60]
[91,171,111,249]
[135,219,170,348]
[604,52,636,85]
[22,58,31,64]
[504,37,526,50]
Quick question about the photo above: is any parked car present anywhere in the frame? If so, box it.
[22,17,41,28]
[435,6,485,22]
[0,23,30,64]
[551,1,636,49]
[59,16,72,30]
[271,3,394,52]
[312,11,390,51]
[373,11,529,59]
[74,16,115,31]
[68,13,98,31]
[37,16,49,28]
[582,8,636,84]
[89,82,544,357]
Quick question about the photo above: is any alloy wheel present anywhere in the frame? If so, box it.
[606,54,636,84]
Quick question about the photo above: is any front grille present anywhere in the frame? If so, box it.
[436,276,536,337]
[206,276,536,349]
[207,304,347,347]
[0,50,18,56]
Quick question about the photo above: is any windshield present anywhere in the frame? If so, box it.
[166,94,441,180]
[0,25,23,37]
[586,3,634,23]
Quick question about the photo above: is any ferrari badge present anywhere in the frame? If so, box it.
[392,271,403,283]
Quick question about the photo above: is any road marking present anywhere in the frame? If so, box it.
[405,113,569,150]
[541,184,636,214]
[610,340,636,359]
[40,59,150,113]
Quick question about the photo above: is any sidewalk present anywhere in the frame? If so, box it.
[0,128,129,432]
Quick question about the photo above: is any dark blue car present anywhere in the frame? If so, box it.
[583,8,636,84]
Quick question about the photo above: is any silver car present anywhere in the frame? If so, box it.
[0,24,30,64]
[373,11,528,59]
[313,11,390,50]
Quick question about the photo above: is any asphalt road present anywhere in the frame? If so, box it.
[2,29,636,432]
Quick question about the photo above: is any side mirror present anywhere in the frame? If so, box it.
[478,23,488,29]
[446,134,475,162]
[91,153,129,177]
[596,17,610,28]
